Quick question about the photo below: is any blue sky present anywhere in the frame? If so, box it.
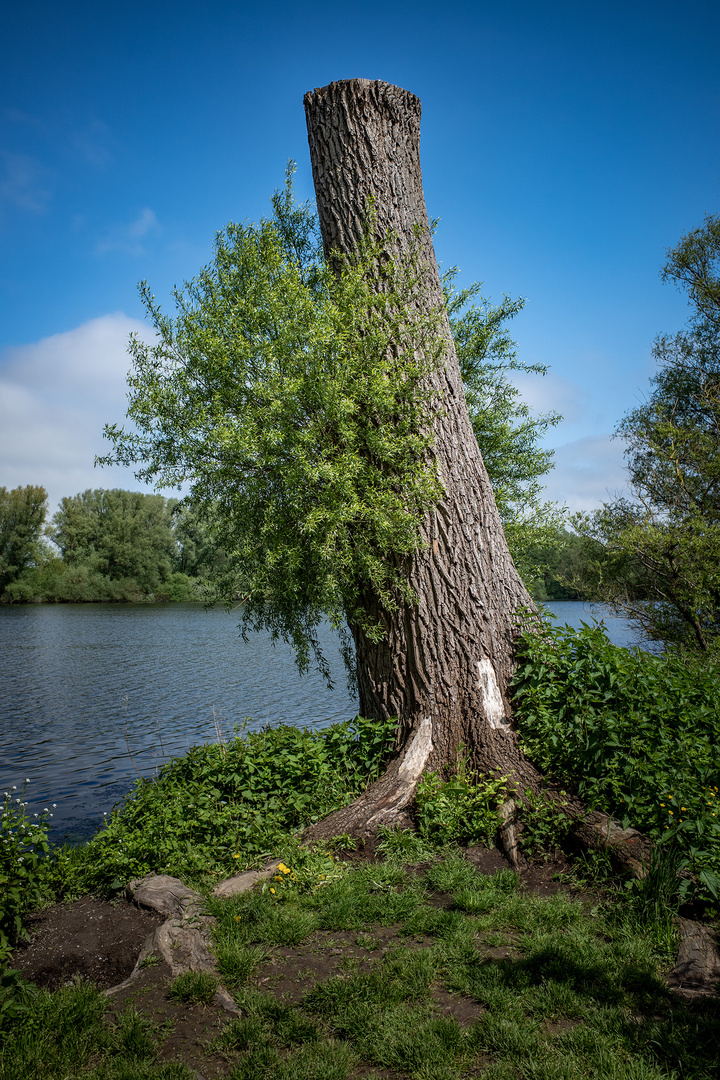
[1,0,718,516]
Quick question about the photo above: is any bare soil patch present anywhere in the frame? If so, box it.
[12,896,162,990]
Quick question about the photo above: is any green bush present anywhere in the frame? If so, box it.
[512,622,720,901]
[55,715,395,897]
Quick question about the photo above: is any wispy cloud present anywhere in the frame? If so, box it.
[96,207,160,255]
[542,434,628,514]
[0,151,52,214]
[0,314,169,514]
[68,118,113,168]
[513,370,587,425]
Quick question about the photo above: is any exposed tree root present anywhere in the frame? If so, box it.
[303,721,655,880]
[303,716,433,843]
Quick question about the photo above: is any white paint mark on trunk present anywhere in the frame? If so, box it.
[477,658,508,729]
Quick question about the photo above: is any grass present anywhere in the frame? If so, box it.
[2,848,719,1079]
[167,970,219,1005]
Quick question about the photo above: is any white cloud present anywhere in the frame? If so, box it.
[96,208,160,255]
[542,434,628,514]
[0,314,171,515]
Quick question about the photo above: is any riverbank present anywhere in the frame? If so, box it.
[3,625,720,1076]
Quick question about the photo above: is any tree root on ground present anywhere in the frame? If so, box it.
[103,861,281,1010]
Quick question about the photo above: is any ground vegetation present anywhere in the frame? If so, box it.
[3,663,720,1074]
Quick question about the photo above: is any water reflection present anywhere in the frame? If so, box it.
[0,603,355,841]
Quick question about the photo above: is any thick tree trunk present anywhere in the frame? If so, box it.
[302,79,544,841]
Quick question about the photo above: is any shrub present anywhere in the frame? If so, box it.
[55,715,395,897]
[415,752,507,848]
[512,622,720,901]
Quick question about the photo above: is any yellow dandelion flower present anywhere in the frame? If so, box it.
[235,916,241,922]
[277,863,291,874]
[660,803,665,807]
[270,887,275,894]
[274,875,283,882]
[233,853,240,859]
[668,810,674,815]
[680,806,686,811]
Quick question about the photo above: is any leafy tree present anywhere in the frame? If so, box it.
[102,81,558,842]
[0,485,47,595]
[520,528,602,601]
[576,213,720,652]
[49,489,179,598]
[102,188,444,672]
[100,183,561,656]
[171,501,229,583]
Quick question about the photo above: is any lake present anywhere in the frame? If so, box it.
[0,600,645,842]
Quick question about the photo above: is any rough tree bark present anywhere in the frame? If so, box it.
[301,81,654,880]
[302,79,544,842]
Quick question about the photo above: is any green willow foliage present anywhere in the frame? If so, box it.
[101,183,446,674]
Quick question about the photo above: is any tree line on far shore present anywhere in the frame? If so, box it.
[0,486,228,603]
[0,482,590,605]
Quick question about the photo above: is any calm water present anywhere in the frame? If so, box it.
[0,600,642,841]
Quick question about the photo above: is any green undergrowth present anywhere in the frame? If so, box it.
[512,621,720,904]
[5,621,720,1061]
[51,714,395,897]
[3,850,719,1079]
[0,787,53,1026]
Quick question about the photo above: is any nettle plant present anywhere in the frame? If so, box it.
[56,715,397,896]
[512,621,720,902]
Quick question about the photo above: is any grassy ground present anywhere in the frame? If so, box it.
[2,840,719,1080]
[4,627,720,1077]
